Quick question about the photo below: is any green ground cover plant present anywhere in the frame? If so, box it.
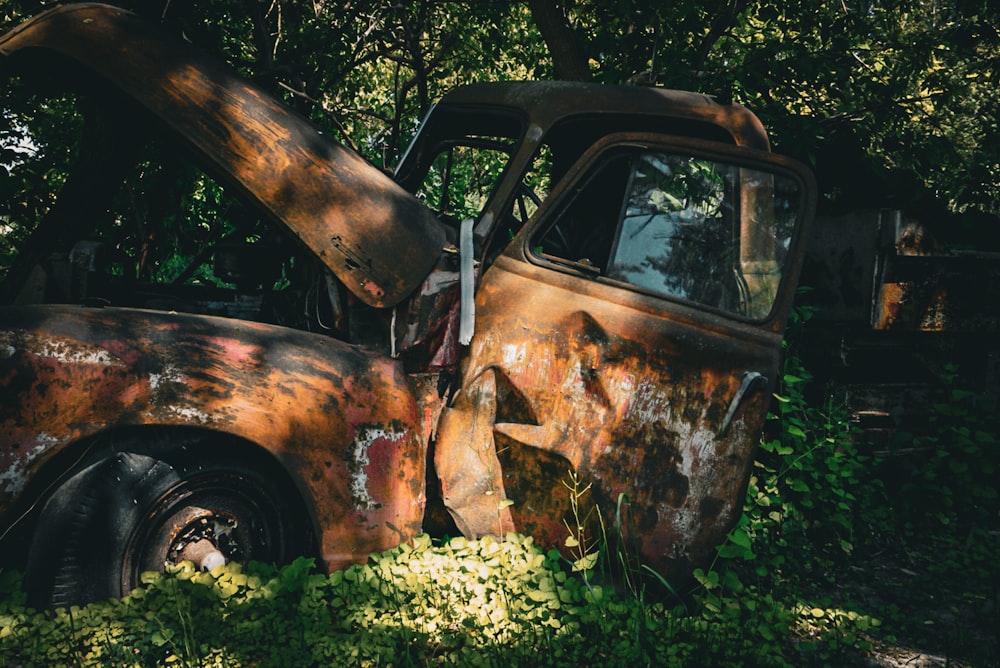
[0,530,881,667]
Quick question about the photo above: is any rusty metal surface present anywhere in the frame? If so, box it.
[0,305,426,570]
[435,255,782,577]
[442,132,814,575]
[434,81,772,151]
[0,3,446,308]
[873,218,1000,332]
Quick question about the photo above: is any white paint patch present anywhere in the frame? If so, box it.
[501,342,527,370]
[147,364,218,424]
[149,365,187,394]
[1,434,58,496]
[165,406,215,424]
[640,411,750,559]
[349,427,408,511]
[149,363,185,394]
[0,330,124,367]
[627,378,672,425]
[613,373,636,395]
[662,421,723,542]
[617,375,745,553]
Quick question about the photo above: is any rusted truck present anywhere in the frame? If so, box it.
[0,3,815,608]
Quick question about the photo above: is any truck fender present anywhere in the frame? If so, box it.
[0,305,426,573]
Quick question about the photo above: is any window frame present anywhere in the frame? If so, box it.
[520,132,815,324]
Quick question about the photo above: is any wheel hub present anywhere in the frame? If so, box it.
[151,506,239,572]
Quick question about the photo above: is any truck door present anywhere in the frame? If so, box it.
[434,134,815,578]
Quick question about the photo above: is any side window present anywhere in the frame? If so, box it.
[534,152,633,274]
[533,147,802,319]
[607,153,739,312]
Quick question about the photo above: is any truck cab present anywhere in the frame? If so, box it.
[394,81,814,572]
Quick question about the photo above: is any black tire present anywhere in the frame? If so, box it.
[25,434,313,610]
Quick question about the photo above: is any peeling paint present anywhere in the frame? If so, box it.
[148,364,184,394]
[626,378,675,425]
[1,304,428,576]
[163,405,216,424]
[0,438,53,496]
[349,427,408,510]
[0,3,814,591]
[0,330,125,367]
[501,342,527,369]
[435,263,784,579]
[659,421,730,545]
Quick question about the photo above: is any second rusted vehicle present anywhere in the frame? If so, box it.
[0,4,815,607]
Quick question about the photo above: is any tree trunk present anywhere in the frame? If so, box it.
[526,0,591,82]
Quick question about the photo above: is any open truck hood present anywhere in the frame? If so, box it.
[0,3,446,308]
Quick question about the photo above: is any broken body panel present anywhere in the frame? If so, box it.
[0,3,815,597]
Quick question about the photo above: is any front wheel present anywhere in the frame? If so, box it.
[25,436,313,609]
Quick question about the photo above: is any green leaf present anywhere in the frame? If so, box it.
[787,425,807,439]
[728,528,752,548]
[572,553,598,572]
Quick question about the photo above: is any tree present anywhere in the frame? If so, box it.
[2,0,998,226]
[526,0,590,81]
[550,0,1000,216]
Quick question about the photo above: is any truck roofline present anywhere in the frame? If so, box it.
[435,80,771,151]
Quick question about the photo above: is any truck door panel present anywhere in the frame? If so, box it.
[435,135,814,578]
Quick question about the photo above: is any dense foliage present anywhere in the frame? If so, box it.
[0,534,886,666]
[2,0,999,215]
[4,0,998,279]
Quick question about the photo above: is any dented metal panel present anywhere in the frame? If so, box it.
[0,3,446,308]
[434,257,779,576]
[0,305,425,569]
[431,133,814,578]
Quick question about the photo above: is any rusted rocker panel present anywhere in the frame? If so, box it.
[0,2,446,308]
